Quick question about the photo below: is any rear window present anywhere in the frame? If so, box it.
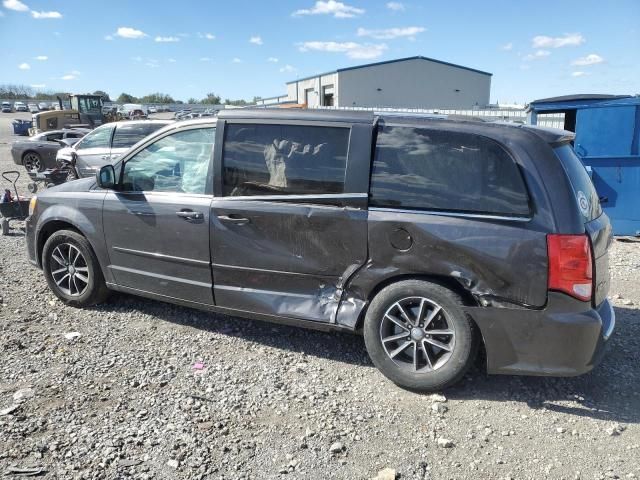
[112,123,167,149]
[370,126,530,216]
[554,145,602,221]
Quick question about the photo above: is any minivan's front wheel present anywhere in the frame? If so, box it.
[42,230,110,307]
[364,280,477,392]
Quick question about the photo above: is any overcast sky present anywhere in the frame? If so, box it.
[1,0,639,103]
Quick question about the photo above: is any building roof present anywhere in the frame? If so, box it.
[286,55,492,84]
[527,94,636,112]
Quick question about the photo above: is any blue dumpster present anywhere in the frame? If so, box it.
[12,119,33,136]
[527,94,640,236]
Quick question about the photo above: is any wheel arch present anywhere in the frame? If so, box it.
[351,274,486,367]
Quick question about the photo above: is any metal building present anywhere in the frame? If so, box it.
[258,56,492,109]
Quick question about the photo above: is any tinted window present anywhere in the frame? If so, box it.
[222,123,349,196]
[555,145,601,221]
[122,127,214,194]
[112,123,167,149]
[370,126,530,216]
[76,125,114,150]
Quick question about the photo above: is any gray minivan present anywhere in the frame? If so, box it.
[25,110,614,391]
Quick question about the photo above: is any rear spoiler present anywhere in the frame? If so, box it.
[520,124,576,147]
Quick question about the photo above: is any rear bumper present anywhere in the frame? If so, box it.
[467,293,615,376]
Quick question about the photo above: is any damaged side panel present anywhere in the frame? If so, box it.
[210,198,368,322]
[336,209,549,328]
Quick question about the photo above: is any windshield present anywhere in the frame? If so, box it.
[554,145,602,221]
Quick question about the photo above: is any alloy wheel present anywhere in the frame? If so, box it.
[379,296,456,372]
[49,243,90,297]
[23,153,41,172]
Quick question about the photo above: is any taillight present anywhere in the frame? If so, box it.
[547,234,593,302]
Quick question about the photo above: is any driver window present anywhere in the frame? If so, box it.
[76,125,114,150]
[122,127,215,194]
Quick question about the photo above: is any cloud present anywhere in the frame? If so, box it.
[145,61,159,68]
[280,64,297,73]
[532,33,584,49]
[115,27,147,39]
[571,71,589,77]
[18,62,30,70]
[293,1,364,18]
[34,55,47,60]
[232,57,242,63]
[30,84,46,88]
[571,53,604,66]
[267,57,279,63]
[523,49,551,61]
[199,57,212,62]
[168,58,177,63]
[386,2,405,11]
[70,70,81,75]
[3,0,29,12]
[357,26,425,40]
[500,42,513,51]
[61,74,76,80]
[104,35,113,40]
[299,41,387,59]
[31,10,62,19]
[204,33,215,40]
[155,36,179,42]
[249,35,263,45]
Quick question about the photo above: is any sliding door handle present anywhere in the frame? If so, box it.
[217,214,250,225]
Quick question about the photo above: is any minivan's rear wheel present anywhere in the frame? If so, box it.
[23,152,42,172]
[42,230,110,307]
[364,280,477,392]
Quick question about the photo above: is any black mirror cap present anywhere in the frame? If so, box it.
[96,165,117,189]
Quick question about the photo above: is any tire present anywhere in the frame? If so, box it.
[42,229,110,307]
[22,151,43,172]
[363,280,478,392]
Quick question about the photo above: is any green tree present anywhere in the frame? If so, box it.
[201,92,221,104]
[93,90,111,102]
[117,92,138,103]
[140,92,175,104]
[187,97,199,104]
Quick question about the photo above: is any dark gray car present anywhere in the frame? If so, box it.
[11,129,90,171]
[25,110,614,391]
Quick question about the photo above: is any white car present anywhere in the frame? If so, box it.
[148,106,157,114]
[28,103,39,113]
[14,101,28,112]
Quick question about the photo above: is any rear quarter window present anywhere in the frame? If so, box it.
[370,126,531,216]
[554,145,602,221]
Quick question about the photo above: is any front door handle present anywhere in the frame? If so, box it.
[217,214,250,225]
[176,210,204,221]
[100,155,110,160]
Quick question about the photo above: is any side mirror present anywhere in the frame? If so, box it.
[96,164,117,189]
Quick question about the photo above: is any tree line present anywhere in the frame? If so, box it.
[0,85,258,106]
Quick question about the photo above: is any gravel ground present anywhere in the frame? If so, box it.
[1,113,639,480]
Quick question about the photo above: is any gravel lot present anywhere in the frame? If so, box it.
[1,113,639,480]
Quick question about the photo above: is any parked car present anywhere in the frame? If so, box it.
[28,103,39,113]
[26,110,614,391]
[148,106,157,114]
[1,101,12,113]
[56,120,172,178]
[38,102,49,111]
[11,128,90,171]
[14,101,28,112]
